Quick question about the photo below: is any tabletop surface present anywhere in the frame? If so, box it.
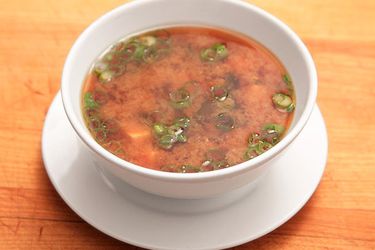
[1,0,374,249]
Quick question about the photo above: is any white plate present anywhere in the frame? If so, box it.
[42,92,328,250]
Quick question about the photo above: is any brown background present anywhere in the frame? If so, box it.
[0,0,374,249]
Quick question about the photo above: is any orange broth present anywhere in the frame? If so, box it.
[82,27,295,173]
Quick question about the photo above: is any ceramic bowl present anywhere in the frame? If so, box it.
[61,0,317,199]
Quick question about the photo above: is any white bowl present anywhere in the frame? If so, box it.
[61,0,317,199]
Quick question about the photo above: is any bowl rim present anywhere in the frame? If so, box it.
[61,0,317,182]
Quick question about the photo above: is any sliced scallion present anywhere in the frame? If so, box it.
[152,116,190,150]
[215,113,235,131]
[173,117,190,128]
[202,148,230,171]
[167,125,184,136]
[213,159,230,170]
[182,80,201,99]
[272,93,294,112]
[110,63,126,77]
[245,128,279,160]
[140,36,157,46]
[98,70,114,83]
[282,74,292,86]
[248,133,261,145]
[200,43,228,62]
[160,165,178,172]
[201,160,214,172]
[151,29,170,41]
[93,61,108,75]
[180,165,200,173]
[158,134,176,150]
[244,146,258,160]
[255,141,273,154]
[142,47,159,63]
[160,164,200,173]
[176,133,187,143]
[286,103,295,112]
[263,123,285,135]
[133,43,146,60]
[103,52,115,62]
[152,123,167,136]
[244,140,273,160]
[210,85,228,101]
[170,88,191,109]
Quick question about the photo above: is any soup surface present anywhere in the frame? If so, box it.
[82,27,295,173]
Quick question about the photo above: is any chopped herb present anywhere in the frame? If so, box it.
[103,140,125,157]
[282,74,294,92]
[84,92,99,110]
[282,74,292,85]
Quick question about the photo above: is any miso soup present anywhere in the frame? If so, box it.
[82,27,295,173]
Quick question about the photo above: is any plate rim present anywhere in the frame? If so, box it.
[42,92,328,249]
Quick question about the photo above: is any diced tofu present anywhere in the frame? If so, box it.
[124,120,151,140]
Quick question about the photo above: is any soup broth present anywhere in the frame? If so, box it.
[82,27,295,173]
